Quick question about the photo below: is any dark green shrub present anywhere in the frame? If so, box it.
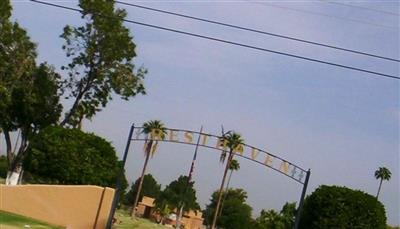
[23,126,126,190]
[300,185,386,229]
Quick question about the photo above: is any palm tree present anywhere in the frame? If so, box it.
[374,167,391,199]
[131,120,166,216]
[211,132,244,229]
[218,159,240,217]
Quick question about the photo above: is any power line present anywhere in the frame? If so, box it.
[30,0,400,80]
[319,0,400,17]
[115,1,399,62]
[247,1,399,30]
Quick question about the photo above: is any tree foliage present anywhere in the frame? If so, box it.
[60,0,146,127]
[204,188,252,229]
[125,174,161,205]
[23,126,126,189]
[299,185,387,229]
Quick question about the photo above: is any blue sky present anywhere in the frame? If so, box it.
[8,0,400,225]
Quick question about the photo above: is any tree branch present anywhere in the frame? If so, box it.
[60,63,97,126]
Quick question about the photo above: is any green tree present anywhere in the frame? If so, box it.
[212,132,244,229]
[256,209,284,229]
[60,0,146,127]
[125,174,161,205]
[132,120,166,216]
[374,167,392,199]
[0,1,62,184]
[23,126,127,190]
[299,185,387,229]
[204,188,252,229]
[158,175,200,228]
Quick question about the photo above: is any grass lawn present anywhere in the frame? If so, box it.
[0,211,64,229]
[113,210,171,229]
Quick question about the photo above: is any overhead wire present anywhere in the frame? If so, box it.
[114,1,400,62]
[30,0,400,80]
[318,0,400,17]
[247,1,399,30]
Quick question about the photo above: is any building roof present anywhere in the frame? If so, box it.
[139,196,155,207]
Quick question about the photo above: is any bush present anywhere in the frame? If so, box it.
[23,126,126,189]
[300,185,387,229]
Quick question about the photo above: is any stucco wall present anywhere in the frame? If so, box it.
[0,184,115,229]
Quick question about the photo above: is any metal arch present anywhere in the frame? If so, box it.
[130,126,308,184]
[106,124,311,229]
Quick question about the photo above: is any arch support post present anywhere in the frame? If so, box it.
[294,169,311,229]
[106,124,135,229]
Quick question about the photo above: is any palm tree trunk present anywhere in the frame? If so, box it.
[376,178,383,199]
[131,142,152,216]
[211,151,233,229]
[218,170,233,217]
[226,170,233,191]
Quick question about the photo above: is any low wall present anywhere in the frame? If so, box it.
[0,184,115,229]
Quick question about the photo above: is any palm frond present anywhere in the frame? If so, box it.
[375,167,392,181]
[141,120,166,157]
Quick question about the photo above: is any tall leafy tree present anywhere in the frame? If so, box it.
[374,167,392,199]
[211,132,244,229]
[125,174,161,205]
[132,120,166,215]
[0,2,62,184]
[2,64,62,185]
[158,175,200,228]
[60,0,146,127]
[204,188,252,229]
